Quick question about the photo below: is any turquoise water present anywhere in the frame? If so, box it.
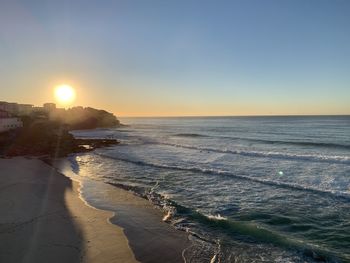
[70,116,350,262]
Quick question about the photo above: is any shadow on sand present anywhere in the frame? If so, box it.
[0,158,84,263]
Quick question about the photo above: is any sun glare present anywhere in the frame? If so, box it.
[55,84,76,105]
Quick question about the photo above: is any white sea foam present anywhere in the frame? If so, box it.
[151,141,350,164]
[207,214,227,221]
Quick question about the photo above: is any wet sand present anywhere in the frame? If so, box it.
[84,184,192,263]
[52,158,193,263]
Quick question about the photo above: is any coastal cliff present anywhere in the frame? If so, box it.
[49,106,121,130]
[0,107,120,157]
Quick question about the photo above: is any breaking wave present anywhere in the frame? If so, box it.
[155,141,350,165]
[172,133,350,150]
[95,151,350,201]
[106,180,341,263]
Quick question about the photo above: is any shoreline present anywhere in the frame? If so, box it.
[0,156,192,263]
[51,157,193,263]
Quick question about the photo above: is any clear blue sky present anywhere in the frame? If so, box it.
[0,0,349,116]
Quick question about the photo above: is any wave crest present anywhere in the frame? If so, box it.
[156,142,350,165]
[96,151,350,200]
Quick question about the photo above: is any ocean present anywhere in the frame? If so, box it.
[64,116,349,262]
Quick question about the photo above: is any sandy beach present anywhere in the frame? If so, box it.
[0,157,137,263]
[0,157,192,263]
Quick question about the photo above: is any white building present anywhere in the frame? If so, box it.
[43,103,56,112]
[0,110,23,132]
[0,101,18,114]
[0,101,34,116]
[18,104,34,115]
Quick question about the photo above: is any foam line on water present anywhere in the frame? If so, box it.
[149,141,350,165]
[95,151,350,201]
[173,133,350,150]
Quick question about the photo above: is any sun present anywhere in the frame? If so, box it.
[55,84,76,105]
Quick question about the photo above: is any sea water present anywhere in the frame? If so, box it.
[67,116,350,262]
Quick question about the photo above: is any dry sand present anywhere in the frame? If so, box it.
[0,157,138,263]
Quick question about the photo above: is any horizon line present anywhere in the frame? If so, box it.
[118,114,350,118]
